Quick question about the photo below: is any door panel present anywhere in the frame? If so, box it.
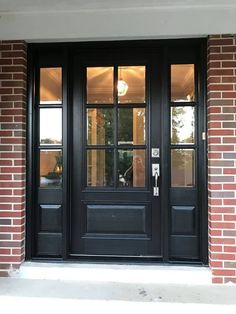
[71,52,162,257]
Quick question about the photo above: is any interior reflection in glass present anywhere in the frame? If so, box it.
[87,67,114,104]
[118,150,145,187]
[171,107,194,145]
[118,108,145,145]
[40,108,62,145]
[171,149,195,187]
[118,66,145,104]
[87,108,114,145]
[171,64,195,102]
[87,150,114,187]
[40,68,62,104]
[40,150,62,188]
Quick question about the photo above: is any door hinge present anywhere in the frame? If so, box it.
[202,132,206,141]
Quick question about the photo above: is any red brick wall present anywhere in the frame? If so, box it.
[208,35,236,284]
[0,41,27,276]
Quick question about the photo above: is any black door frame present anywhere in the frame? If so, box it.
[26,38,208,265]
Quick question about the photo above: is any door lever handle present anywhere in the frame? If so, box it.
[152,164,160,196]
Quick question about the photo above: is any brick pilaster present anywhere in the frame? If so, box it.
[208,35,236,284]
[0,41,27,276]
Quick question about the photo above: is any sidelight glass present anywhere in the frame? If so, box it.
[171,64,195,102]
[118,149,146,187]
[40,68,62,104]
[171,149,195,187]
[87,149,114,187]
[118,108,145,145]
[118,66,145,104]
[40,108,62,145]
[171,107,195,145]
[87,108,114,145]
[40,150,62,188]
[87,67,114,104]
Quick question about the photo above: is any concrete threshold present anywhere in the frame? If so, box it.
[11,261,212,285]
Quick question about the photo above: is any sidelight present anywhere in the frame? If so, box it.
[40,108,62,145]
[171,149,195,187]
[171,106,195,145]
[40,150,62,188]
[40,68,62,104]
[171,64,195,102]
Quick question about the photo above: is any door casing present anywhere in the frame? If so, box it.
[26,39,208,265]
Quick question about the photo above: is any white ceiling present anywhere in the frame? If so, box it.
[0,0,236,41]
[1,0,236,12]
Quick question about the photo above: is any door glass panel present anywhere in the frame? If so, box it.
[171,149,195,187]
[40,150,62,188]
[40,68,62,104]
[118,108,145,145]
[171,107,195,145]
[87,108,114,145]
[87,150,114,187]
[118,150,145,187]
[118,66,145,104]
[171,64,195,102]
[40,108,62,145]
[87,67,114,104]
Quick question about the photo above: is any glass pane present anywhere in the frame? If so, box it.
[118,108,145,145]
[171,149,195,187]
[40,150,62,188]
[40,68,62,104]
[171,107,195,145]
[87,67,114,104]
[87,108,114,145]
[118,66,145,104]
[171,64,195,102]
[40,108,62,145]
[118,150,146,187]
[87,150,114,187]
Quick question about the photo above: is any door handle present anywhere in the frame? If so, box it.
[152,164,160,196]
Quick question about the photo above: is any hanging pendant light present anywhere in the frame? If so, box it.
[117,79,128,96]
[117,67,128,96]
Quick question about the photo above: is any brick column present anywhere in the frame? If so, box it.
[0,41,27,276]
[208,35,236,284]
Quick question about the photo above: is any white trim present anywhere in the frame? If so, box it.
[0,6,235,41]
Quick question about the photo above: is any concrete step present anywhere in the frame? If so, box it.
[1,263,236,313]
[11,262,212,285]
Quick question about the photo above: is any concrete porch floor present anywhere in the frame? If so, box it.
[0,262,236,313]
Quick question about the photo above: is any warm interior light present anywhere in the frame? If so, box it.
[117,79,128,96]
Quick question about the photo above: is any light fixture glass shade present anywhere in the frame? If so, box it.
[117,80,128,96]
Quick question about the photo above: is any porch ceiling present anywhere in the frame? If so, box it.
[0,0,236,41]
[1,0,236,12]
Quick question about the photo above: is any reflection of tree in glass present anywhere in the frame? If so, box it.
[88,109,113,145]
[171,107,194,187]
[119,109,145,144]
[118,151,133,187]
[41,138,61,144]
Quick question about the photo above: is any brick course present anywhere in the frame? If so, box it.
[0,41,27,276]
[208,35,236,284]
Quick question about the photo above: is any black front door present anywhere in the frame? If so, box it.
[29,40,207,262]
[71,51,162,257]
